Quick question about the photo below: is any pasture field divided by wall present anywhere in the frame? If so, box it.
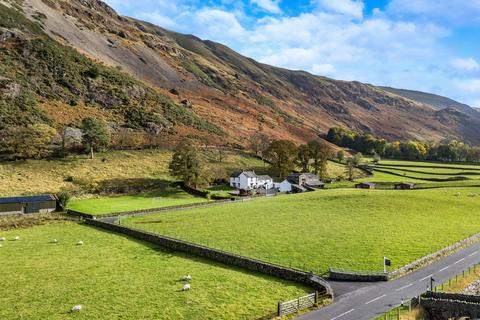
[122,187,480,275]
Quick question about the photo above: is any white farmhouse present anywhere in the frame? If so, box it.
[230,171,273,190]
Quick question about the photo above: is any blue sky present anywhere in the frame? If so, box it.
[103,0,480,108]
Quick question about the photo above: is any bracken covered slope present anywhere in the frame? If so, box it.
[2,0,480,145]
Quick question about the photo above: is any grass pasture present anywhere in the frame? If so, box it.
[123,187,480,274]
[0,222,309,319]
[69,189,207,215]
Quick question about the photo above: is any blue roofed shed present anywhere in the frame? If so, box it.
[0,195,57,216]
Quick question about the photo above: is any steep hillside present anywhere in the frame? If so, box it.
[1,0,480,148]
[381,86,479,118]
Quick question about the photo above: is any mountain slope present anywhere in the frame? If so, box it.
[380,86,479,118]
[2,0,480,146]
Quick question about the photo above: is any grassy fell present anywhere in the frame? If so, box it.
[0,222,309,319]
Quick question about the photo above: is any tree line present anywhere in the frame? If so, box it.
[0,117,110,160]
[326,127,480,162]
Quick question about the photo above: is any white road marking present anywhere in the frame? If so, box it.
[454,258,465,264]
[365,294,387,305]
[395,283,413,291]
[330,308,355,320]
[468,252,477,257]
[420,274,434,281]
[439,266,450,272]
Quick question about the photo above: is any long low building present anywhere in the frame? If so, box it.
[0,195,57,216]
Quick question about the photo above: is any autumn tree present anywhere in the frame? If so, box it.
[308,140,333,179]
[81,117,110,159]
[296,144,311,172]
[250,132,270,158]
[337,150,345,163]
[265,140,297,177]
[169,139,204,188]
[0,124,57,160]
[345,157,356,181]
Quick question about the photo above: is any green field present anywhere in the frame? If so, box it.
[69,189,207,215]
[123,187,480,274]
[0,222,309,319]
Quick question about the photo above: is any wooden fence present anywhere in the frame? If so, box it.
[278,292,319,317]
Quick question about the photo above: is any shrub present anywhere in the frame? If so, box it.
[57,191,72,209]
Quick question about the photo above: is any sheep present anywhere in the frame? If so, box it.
[14,236,20,241]
[0,237,5,241]
[182,274,192,281]
[182,284,191,291]
[0,244,2,248]
[77,240,84,246]
[71,305,82,312]
[53,239,58,244]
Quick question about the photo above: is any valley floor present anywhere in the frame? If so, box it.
[0,222,309,319]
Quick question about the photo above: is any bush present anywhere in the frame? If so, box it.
[57,191,72,210]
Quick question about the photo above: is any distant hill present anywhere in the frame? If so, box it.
[380,87,479,118]
[1,0,480,146]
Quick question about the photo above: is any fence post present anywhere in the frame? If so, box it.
[278,302,282,317]
[315,291,319,305]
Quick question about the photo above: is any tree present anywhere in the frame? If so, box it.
[353,152,363,166]
[345,157,356,181]
[265,140,297,177]
[81,117,110,159]
[337,150,345,163]
[296,144,311,172]
[169,140,204,188]
[57,191,71,210]
[250,132,270,158]
[308,140,333,179]
[0,124,57,160]
[372,152,381,164]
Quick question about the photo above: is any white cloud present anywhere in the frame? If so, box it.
[456,79,480,93]
[387,0,480,25]
[315,0,365,19]
[451,58,480,72]
[141,12,177,28]
[251,0,282,14]
[311,63,336,75]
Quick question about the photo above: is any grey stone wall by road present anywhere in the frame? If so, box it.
[420,292,480,320]
[329,269,388,282]
[389,233,480,280]
[85,219,333,297]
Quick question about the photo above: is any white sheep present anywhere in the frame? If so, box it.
[0,244,2,248]
[182,274,192,281]
[53,239,58,244]
[71,305,82,312]
[14,236,20,241]
[0,237,5,241]
[182,283,191,291]
[77,240,84,246]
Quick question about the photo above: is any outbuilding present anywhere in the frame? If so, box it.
[355,182,375,189]
[0,195,57,216]
[394,182,415,190]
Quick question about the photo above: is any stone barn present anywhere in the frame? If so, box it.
[355,182,375,189]
[394,182,415,190]
[0,195,57,216]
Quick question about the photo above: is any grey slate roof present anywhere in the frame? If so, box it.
[0,195,56,205]
[257,175,273,180]
[231,171,261,179]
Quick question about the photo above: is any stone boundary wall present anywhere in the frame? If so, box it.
[85,219,334,297]
[420,292,480,320]
[329,232,480,282]
[66,196,270,220]
[328,269,388,282]
[389,232,480,279]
